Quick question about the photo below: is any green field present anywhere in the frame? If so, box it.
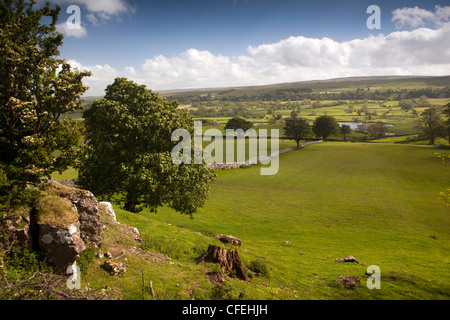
[82,142,450,300]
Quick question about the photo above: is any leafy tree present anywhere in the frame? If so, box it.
[442,103,450,146]
[0,0,90,212]
[367,122,388,138]
[399,100,416,111]
[417,108,444,145]
[224,117,253,132]
[79,78,216,215]
[284,118,312,148]
[340,124,352,140]
[290,110,299,119]
[312,115,339,140]
[356,123,369,134]
[348,105,354,113]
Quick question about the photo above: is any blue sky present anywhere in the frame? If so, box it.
[44,0,450,95]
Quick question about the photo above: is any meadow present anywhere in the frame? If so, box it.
[81,142,450,300]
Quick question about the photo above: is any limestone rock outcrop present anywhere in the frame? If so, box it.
[44,182,102,247]
[1,181,104,275]
[38,222,86,274]
[0,214,32,250]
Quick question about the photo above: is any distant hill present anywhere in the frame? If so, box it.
[80,75,450,105]
[159,75,450,102]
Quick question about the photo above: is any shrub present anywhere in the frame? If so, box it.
[3,247,52,281]
[247,258,270,278]
[77,246,96,273]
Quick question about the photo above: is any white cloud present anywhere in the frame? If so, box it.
[392,5,450,29]
[44,0,134,36]
[68,15,450,96]
[52,0,134,16]
[56,21,87,38]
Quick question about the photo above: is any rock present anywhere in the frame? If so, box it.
[38,222,86,274]
[337,276,361,289]
[130,227,141,243]
[99,202,116,222]
[103,259,127,276]
[0,215,32,250]
[335,255,359,263]
[44,181,102,247]
[214,234,242,247]
[283,241,292,245]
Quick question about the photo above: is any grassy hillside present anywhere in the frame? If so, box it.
[82,142,450,300]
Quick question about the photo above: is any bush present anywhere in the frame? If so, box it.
[3,247,52,281]
[77,246,96,273]
[247,258,270,278]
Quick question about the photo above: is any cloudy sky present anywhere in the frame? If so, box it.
[42,0,450,96]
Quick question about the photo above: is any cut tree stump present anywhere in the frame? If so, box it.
[198,244,249,281]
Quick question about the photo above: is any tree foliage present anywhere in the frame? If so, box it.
[0,0,90,213]
[340,124,352,140]
[284,118,312,148]
[224,117,254,132]
[442,103,450,146]
[312,115,339,140]
[417,108,444,145]
[79,78,216,215]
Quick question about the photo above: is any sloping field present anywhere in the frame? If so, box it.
[104,142,450,299]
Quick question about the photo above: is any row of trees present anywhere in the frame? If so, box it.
[170,86,450,104]
[284,116,345,147]
[284,104,450,146]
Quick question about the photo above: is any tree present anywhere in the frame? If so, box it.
[290,110,299,119]
[312,115,339,140]
[0,0,91,212]
[348,105,354,113]
[417,108,444,145]
[367,122,388,138]
[79,78,216,215]
[442,103,450,146]
[340,124,352,141]
[274,113,283,121]
[284,118,312,148]
[224,117,253,131]
[356,123,369,134]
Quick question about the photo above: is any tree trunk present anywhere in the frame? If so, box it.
[124,198,137,213]
[430,136,435,145]
[198,244,248,281]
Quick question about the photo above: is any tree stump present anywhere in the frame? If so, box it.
[198,244,249,281]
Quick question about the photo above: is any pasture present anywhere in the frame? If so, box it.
[83,142,450,300]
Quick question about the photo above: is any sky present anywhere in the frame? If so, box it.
[38,0,450,96]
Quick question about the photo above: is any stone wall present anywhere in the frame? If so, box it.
[206,140,323,170]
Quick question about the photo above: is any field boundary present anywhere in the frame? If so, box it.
[206,140,323,170]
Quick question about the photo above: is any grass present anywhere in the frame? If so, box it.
[51,167,78,180]
[35,194,79,227]
[79,142,450,300]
